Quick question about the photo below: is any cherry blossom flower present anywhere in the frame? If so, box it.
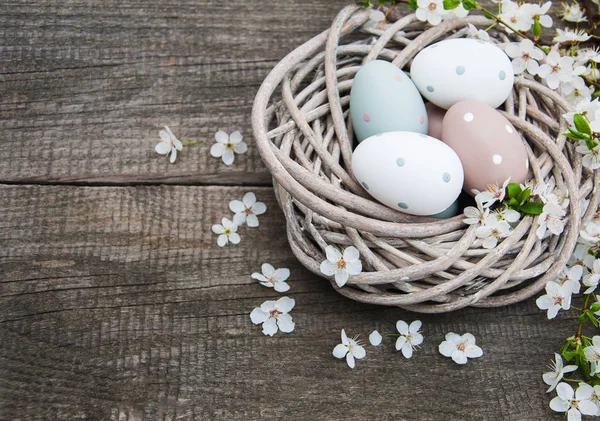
[554,28,592,44]
[444,3,469,19]
[563,98,600,126]
[583,259,600,294]
[395,320,424,359]
[438,332,483,364]
[563,76,594,106]
[475,219,511,249]
[575,48,600,66]
[155,126,183,164]
[533,178,569,210]
[581,221,600,244]
[560,2,588,23]
[536,282,572,319]
[466,23,490,41]
[576,143,600,170]
[543,353,578,392]
[415,0,448,26]
[584,336,600,375]
[568,243,595,271]
[210,130,247,166]
[525,1,553,28]
[536,203,566,239]
[463,201,489,225]
[211,217,240,247]
[251,263,291,293]
[590,385,600,412]
[499,0,535,32]
[477,178,510,208]
[552,265,583,294]
[505,39,545,75]
[369,330,382,347]
[319,245,362,287]
[550,382,599,420]
[488,208,521,229]
[333,329,366,369]
[249,297,295,336]
[537,51,577,90]
[229,192,267,227]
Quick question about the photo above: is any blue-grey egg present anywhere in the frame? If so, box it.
[350,60,428,142]
[430,199,459,219]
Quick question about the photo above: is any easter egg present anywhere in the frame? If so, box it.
[426,102,445,140]
[352,131,464,215]
[430,199,459,219]
[442,100,529,195]
[350,60,428,142]
[410,38,514,110]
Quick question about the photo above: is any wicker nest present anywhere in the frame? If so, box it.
[252,5,598,313]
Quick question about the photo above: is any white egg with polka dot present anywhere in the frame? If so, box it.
[410,38,514,110]
[352,131,464,216]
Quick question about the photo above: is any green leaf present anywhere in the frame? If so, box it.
[443,0,461,10]
[518,188,531,205]
[594,91,600,98]
[408,0,418,10]
[506,183,522,199]
[588,311,599,327]
[532,19,542,38]
[563,129,591,142]
[579,313,588,323]
[590,302,600,312]
[462,0,479,10]
[482,9,495,19]
[520,201,544,215]
[574,113,592,136]
[563,349,578,361]
[508,197,519,208]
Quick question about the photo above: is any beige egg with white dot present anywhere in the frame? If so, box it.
[441,100,530,195]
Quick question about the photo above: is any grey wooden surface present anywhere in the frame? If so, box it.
[0,1,576,420]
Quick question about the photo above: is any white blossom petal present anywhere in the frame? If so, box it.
[262,318,278,336]
[210,142,226,158]
[250,308,268,324]
[333,343,348,359]
[369,330,382,346]
[277,313,295,333]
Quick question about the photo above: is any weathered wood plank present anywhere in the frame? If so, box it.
[0,0,359,186]
[0,185,573,420]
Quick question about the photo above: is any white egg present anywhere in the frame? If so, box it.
[352,132,464,216]
[410,38,514,110]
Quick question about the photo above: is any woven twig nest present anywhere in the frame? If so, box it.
[252,5,598,313]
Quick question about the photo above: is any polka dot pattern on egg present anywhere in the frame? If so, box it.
[362,181,369,190]
[493,154,503,165]
[363,113,371,123]
[499,70,506,80]
[463,113,474,122]
[398,202,409,209]
[419,116,425,124]
[442,172,451,182]
[396,157,406,167]
[395,74,403,82]
[456,65,465,75]
[427,85,435,92]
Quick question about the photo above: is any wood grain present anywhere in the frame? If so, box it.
[0,185,576,420]
[0,0,359,186]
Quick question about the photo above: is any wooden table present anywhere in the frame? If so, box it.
[0,1,575,419]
